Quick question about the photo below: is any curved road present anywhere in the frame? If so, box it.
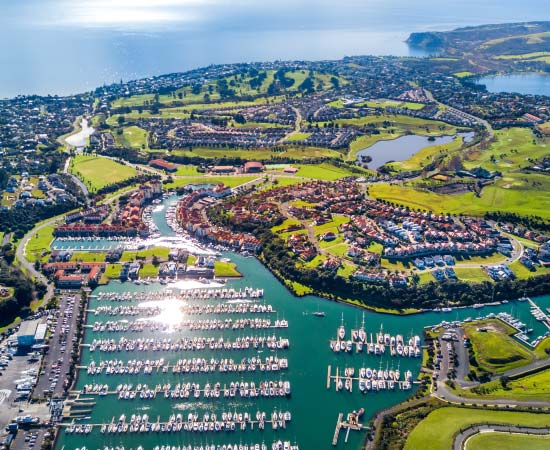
[455,425,550,450]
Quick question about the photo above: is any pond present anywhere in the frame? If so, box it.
[356,132,474,170]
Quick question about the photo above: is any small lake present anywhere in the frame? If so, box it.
[476,73,550,96]
[65,118,95,148]
[357,132,474,170]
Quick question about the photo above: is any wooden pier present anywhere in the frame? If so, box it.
[332,412,365,446]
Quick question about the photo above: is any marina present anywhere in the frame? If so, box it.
[55,191,550,450]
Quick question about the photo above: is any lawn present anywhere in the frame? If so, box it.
[103,264,122,279]
[509,260,550,280]
[69,155,137,192]
[464,319,534,374]
[71,252,107,262]
[466,369,550,402]
[140,263,159,278]
[294,163,363,181]
[404,407,550,450]
[369,180,550,220]
[120,247,170,262]
[467,432,550,450]
[117,126,149,149]
[453,268,493,283]
[175,165,200,176]
[285,132,311,142]
[214,260,242,277]
[164,175,258,189]
[355,100,425,110]
[25,225,55,262]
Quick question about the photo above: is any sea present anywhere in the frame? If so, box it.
[54,193,550,450]
[1,0,549,98]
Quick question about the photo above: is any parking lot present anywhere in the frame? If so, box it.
[34,293,82,400]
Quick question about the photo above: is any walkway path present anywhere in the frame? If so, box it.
[455,424,550,450]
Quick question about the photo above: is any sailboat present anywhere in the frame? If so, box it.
[313,299,325,317]
[338,313,345,340]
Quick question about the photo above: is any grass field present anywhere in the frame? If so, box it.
[453,268,493,283]
[164,176,258,189]
[103,264,122,279]
[466,432,550,450]
[285,132,311,142]
[404,407,550,450]
[355,100,425,110]
[214,260,241,277]
[140,263,159,278]
[25,225,55,262]
[467,369,550,402]
[70,156,137,192]
[294,163,364,180]
[117,126,149,149]
[369,181,550,220]
[71,252,107,262]
[120,247,170,262]
[464,319,534,374]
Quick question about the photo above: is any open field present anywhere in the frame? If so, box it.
[120,247,170,262]
[214,260,241,277]
[464,319,534,374]
[355,100,426,110]
[117,126,149,149]
[70,252,107,262]
[369,181,550,220]
[164,175,258,189]
[69,156,137,192]
[294,163,365,180]
[25,225,55,262]
[467,432,550,450]
[453,268,493,283]
[404,407,550,450]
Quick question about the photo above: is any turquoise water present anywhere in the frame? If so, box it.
[1,0,548,97]
[476,73,550,96]
[54,192,550,450]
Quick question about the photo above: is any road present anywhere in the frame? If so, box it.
[63,156,90,204]
[455,425,550,450]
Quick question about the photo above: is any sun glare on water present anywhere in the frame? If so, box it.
[57,0,212,27]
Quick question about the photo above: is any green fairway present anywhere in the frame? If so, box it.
[117,126,149,149]
[464,319,534,374]
[466,432,550,450]
[369,180,550,220]
[69,156,137,192]
[404,407,550,450]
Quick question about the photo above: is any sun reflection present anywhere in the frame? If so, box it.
[57,0,213,27]
[138,297,185,331]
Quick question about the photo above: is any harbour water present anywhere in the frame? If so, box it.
[55,193,550,450]
[356,132,474,169]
